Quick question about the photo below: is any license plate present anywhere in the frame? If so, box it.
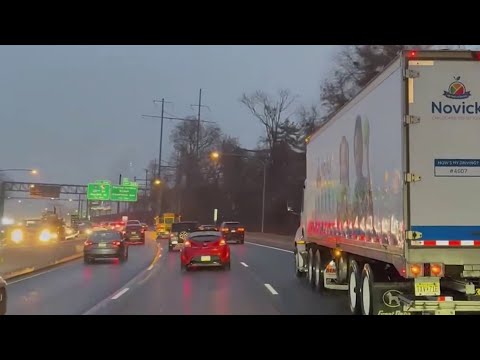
[414,277,441,296]
[171,240,178,245]
[131,232,137,235]
[231,230,236,232]
[201,256,211,262]
[98,243,107,248]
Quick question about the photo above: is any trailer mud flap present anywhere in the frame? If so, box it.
[372,282,412,315]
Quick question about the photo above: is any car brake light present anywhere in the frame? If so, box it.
[221,227,229,232]
[184,240,191,247]
[141,229,145,233]
[472,51,480,60]
[84,240,93,246]
[219,238,226,246]
[112,241,121,246]
[237,227,245,232]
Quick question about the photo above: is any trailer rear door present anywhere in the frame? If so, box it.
[407,57,480,247]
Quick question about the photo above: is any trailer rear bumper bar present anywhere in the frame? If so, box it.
[399,294,480,314]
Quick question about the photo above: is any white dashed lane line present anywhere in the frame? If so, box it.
[240,262,249,267]
[111,288,129,300]
[264,284,279,295]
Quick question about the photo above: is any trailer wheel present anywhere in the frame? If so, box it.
[348,260,361,315]
[307,248,315,288]
[360,263,374,315]
[313,250,326,292]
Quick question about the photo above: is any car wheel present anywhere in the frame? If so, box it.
[84,256,92,264]
[0,288,6,315]
[224,262,231,271]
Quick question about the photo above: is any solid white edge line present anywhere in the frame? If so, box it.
[240,262,249,267]
[7,267,61,285]
[245,241,293,253]
[111,288,129,300]
[264,284,279,295]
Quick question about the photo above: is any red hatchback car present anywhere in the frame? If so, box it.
[180,231,231,271]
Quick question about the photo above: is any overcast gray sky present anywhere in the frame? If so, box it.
[0,45,337,217]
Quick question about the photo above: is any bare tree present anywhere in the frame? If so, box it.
[240,89,297,152]
[320,45,439,117]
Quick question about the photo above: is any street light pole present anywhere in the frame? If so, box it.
[261,160,266,233]
[0,168,37,174]
[210,151,267,233]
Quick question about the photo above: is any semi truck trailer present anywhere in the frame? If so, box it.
[293,49,480,315]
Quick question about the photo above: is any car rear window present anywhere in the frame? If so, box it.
[225,222,240,227]
[189,234,220,242]
[126,225,142,231]
[90,231,121,242]
[172,222,198,233]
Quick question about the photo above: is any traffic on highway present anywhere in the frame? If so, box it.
[1,46,479,315]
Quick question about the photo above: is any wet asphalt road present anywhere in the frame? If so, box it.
[5,232,350,315]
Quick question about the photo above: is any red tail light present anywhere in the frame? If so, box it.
[219,238,226,246]
[141,229,145,233]
[84,240,93,246]
[184,240,191,247]
[237,227,245,232]
[221,227,229,232]
[112,241,121,246]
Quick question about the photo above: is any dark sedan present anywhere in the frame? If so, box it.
[83,230,129,264]
[220,221,245,244]
[124,224,146,244]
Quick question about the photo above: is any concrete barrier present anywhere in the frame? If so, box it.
[0,233,85,280]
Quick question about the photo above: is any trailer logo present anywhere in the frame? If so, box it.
[443,76,471,100]
[382,289,401,308]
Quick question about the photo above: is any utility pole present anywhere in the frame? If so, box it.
[152,98,173,179]
[196,89,202,158]
[190,88,210,159]
[158,98,164,178]
[117,174,122,214]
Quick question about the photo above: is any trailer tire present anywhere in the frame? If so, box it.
[307,248,315,288]
[360,263,374,315]
[313,250,326,292]
[348,259,361,315]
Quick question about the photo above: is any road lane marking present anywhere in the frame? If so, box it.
[264,284,279,295]
[83,242,163,315]
[240,262,249,267]
[111,288,129,300]
[7,266,62,285]
[147,244,163,270]
[245,241,293,254]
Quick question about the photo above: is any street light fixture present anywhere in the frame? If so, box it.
[209,150,267,233]
[154,179,162,186]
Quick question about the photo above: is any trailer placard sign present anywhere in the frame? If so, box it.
[434,159,480,177]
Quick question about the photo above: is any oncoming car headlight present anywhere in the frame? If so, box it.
[11,229,24,244]
[66,228,73,235]
[39,229,52,242]
[85,229,92,235]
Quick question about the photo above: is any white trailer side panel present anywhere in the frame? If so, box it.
[305,60,404,254]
